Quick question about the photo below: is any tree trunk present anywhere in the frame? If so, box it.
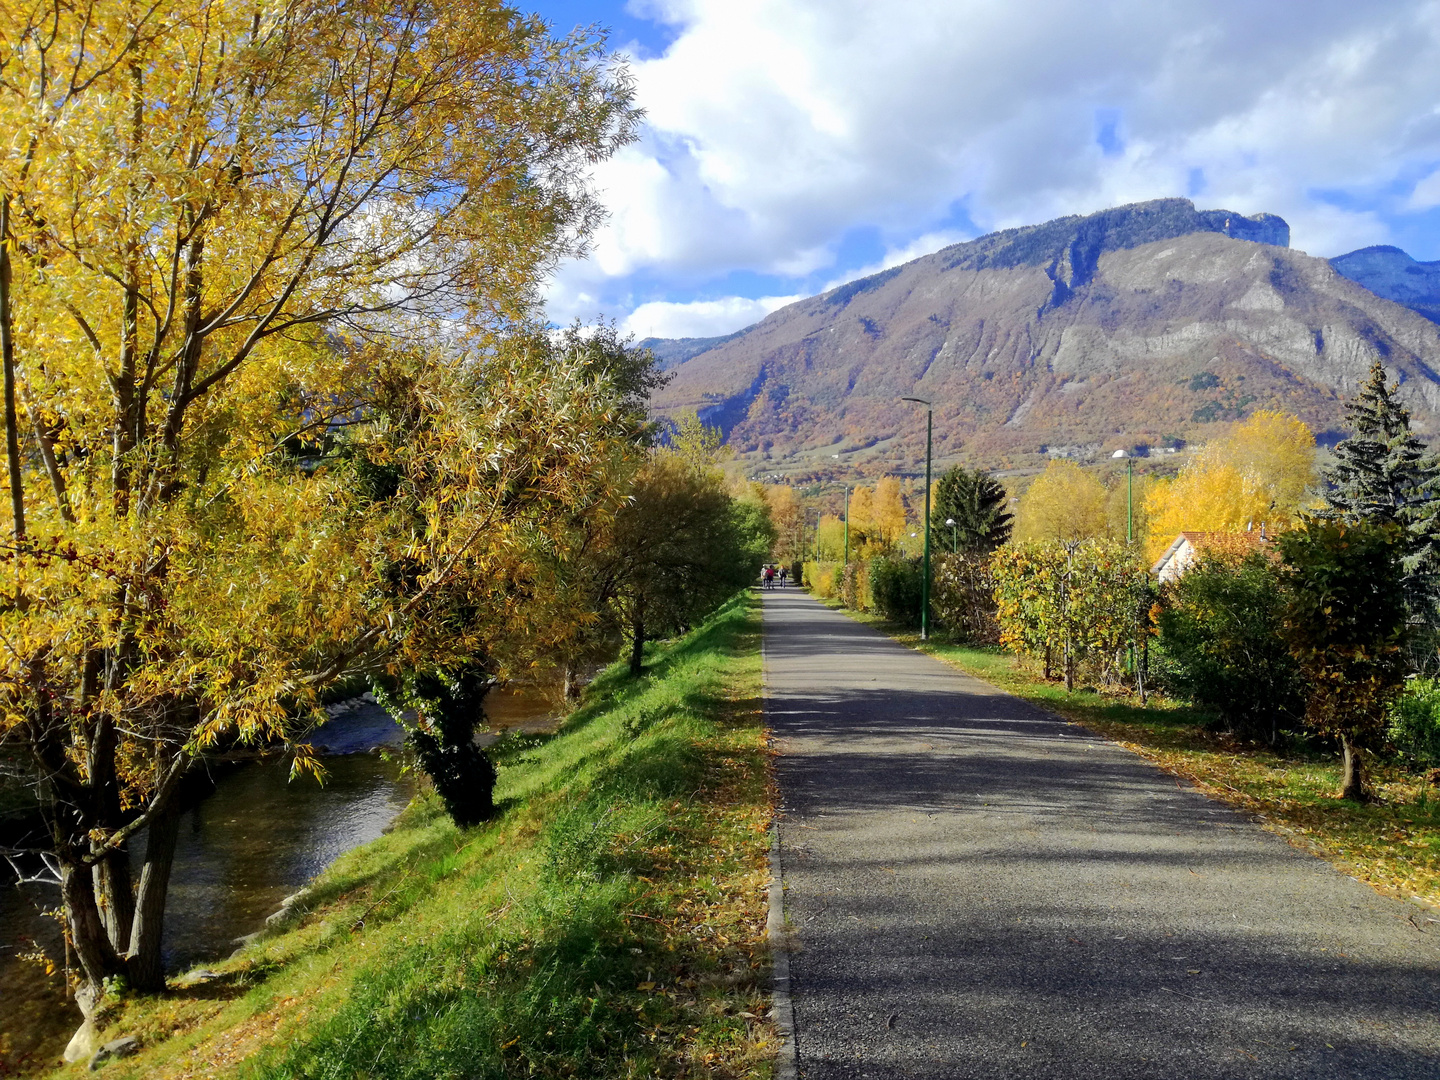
[126,801,180,992]
[629,597,645,676]
[61,860,124,1006]
[0,195,24,541]
[93,848,135,955]
[1339,735,1369,802]
[1063,637,1075,693]
[1043,642,1052,681]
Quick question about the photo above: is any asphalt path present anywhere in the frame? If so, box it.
[764,586,1440,1079]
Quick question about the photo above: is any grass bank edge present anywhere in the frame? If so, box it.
[820,597,1440,912]
[67,589,774,1080]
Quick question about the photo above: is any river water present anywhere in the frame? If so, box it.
[0,682,567,1073]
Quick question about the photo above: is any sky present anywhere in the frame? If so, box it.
[529,0,1440,340]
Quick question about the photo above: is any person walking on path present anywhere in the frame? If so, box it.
[778,565,788,587]
[763,565,774,589]
[764,586,1440,1079]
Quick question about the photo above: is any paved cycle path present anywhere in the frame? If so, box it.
[764,587,1440,1079]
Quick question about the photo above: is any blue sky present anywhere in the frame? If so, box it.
[529,0,1440,339]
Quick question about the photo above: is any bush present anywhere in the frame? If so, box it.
[839,560,871,611]
[931,552,999,644]
[803,560,840,599]
[1156,549,1303,743]
[1390,678,1440,768]
[870,556,924,627]
[991,539,1146,691]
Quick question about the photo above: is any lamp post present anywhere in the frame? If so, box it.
[945,517,957,554]
[1112,448,1137,676]
[902,396,933,640]
[843,485,851,567]
[1111,448,1133,543]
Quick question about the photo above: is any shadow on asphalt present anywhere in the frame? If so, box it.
[765,590,1440,1079]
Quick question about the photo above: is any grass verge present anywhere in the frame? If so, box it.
[67,590,773,1079]
[829,601,1440,911]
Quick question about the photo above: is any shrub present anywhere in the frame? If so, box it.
[991,538,1146,691]
[870,556,924,627]
[1389,678,1440,768]
[1156,549,1303,743]
[931,552,999,644]
[803,560,840,598]
[839,560,871,611]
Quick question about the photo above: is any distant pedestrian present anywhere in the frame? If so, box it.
[779,566,788,587]
[764,565,775,589]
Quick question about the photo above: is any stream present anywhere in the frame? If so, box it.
[0,681,567,1073]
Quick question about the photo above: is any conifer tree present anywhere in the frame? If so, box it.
[935,465,1014,554]
[1324,360,1440,617]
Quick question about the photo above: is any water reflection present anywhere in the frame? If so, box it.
[0,679,567,1071]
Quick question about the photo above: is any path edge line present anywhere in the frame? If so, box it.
[762,609,799,1080]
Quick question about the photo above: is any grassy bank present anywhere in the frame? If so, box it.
[830,603,1440,910]
[64,591,773,1079]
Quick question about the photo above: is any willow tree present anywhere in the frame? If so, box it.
[0,0,635,1003]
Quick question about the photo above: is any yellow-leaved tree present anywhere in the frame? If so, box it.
[872,476,909,550]
[1015,460,1110,542]
[0,0,637,1002]
[1145,410,1316,560]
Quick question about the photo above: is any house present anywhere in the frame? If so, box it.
[1151,526,1272,583]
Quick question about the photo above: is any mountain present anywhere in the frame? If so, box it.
[1331,246,1440,324]
[648,198,1440,479]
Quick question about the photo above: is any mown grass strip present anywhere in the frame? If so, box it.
[828,602,1440,911]
[75,591,773,1080]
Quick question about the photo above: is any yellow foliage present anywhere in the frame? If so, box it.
[764,485,804,561]
[1217,409,1317,512]
[872,476,908,548]
[1144,410,1316,560]
[849,486,874,532]
[1015,461,1109,542]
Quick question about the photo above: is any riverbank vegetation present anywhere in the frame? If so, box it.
[0,0,781,1036]
[51,592,772,1079]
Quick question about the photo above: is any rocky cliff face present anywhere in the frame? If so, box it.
[1331,246,1440,324]
[649,199,1440,479]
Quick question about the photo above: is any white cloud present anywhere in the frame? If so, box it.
[824,229,975,291]
[549,0,1440,328]
[622,294,804,339]
[1410,168,1440,211]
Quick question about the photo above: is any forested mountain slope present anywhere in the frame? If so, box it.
[648,199,1440,478]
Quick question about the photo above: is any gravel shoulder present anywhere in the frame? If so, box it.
[765,587,1440,1079]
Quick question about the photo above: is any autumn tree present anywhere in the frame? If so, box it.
[0,0,636,1003]
[848,485,874,550]
[1145,410,1316,560]
[764,485,804,564]
[1279,519,1408,801]
[603,450,771,675]
[1014,461,1109,543]
[991,539,1145,691]
[872,476,908,550]
[354,331,659,827]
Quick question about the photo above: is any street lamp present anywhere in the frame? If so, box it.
[1110,448,1134,543]
[945,517,957,554]
[901,396,933,640]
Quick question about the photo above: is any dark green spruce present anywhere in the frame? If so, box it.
[1324,359,1440,620]
[933,464,1013,555]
